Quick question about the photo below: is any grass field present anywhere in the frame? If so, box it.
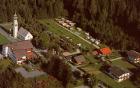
[0,34,9,45]
[39,19,95,50]
[112,59,136,69]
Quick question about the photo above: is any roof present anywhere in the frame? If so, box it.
[99,47,112,55]
[109,66,130,77]
[13,49,27,59]
[4,40,33,50]
[127,50,140,59]
[4,41,33,59]
[73,55,86,64]
[18,27,30,37]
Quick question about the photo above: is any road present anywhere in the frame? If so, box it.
[55,21,100,49]
[110,57,123,61]
[0,27,20,42]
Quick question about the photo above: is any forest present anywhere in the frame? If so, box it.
[0,0,140,51]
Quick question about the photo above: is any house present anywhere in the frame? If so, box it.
[92,50,98,56]
[72,55,86,65]
[2,40,34,64]
[99,47,112,55]
[18,27,33,40]
[105,66,131,82]
[127,50,140,63]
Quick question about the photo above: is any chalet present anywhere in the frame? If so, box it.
[18,27,33,40]
[99,47,112,56]
[72,55,86,65]
[2,40,34,64]
[127,50,140,63]
[106,66,131,82]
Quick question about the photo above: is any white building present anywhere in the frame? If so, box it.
[12,13,33,40]
[107,66,131,82]
[18,27,33,40]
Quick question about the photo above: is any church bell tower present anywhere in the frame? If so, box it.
[13,13,18,38]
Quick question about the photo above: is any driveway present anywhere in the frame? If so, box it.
[110,57,123,61]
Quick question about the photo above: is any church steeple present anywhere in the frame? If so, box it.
[13,12,18,38]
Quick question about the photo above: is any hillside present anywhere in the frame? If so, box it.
[0,0,140,51]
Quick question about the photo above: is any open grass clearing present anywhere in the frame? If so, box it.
[39,19,95,50]
[0,34,9,45]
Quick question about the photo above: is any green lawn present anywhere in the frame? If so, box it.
[0,34,9,44]
[112,59,136,69]
[39,19,94,50]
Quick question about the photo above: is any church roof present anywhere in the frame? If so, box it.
[18,27,30,37]
[4,40,33,50]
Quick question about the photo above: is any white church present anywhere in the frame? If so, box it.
[13,13,33,40]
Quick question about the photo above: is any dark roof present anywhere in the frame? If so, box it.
[4,40,33,50]
[73,55,86,63]
[109,66,129,77]
[127,50,140,59]
[18,27,30,37]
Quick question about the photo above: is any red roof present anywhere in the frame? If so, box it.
[99,47,112,55]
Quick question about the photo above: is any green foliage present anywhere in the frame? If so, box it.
[64,0,140,51]
[41,56,72,87]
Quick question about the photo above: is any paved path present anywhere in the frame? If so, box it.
[0,27,20,42]
[15,67,46,78]
[110,57,123,61]
[55,21,100,49]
